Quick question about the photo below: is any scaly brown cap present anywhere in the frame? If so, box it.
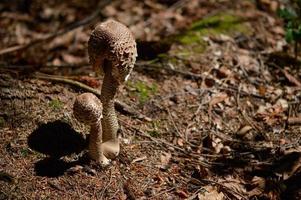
[73,93,102,125]
[88,19,137,83]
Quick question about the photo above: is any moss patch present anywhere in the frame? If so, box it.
[168,12,252,60]
[0,116,5,128]
[49,99,63,110]
[128,81,158,104]
[178,12,250,45]
[147,120,161,137]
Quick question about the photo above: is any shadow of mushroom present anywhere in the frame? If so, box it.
[27,120,88,177]
[34,157,73,177]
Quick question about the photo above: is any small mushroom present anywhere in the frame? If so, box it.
[73,93,109,165]
[88,20,137,159]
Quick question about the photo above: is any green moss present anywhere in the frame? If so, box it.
[128,81,158,104]
[20,148,29,157]
[148,130,160,137]
[191,13,242,31]
[0,116,5,128]
[177,12,250,45]
[178,33,204,45]
[49,99,63,110]
[148,120,161,137]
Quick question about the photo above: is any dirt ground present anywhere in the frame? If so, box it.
[1,0,301,199]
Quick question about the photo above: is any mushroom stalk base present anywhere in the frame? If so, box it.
[89,123,110,164]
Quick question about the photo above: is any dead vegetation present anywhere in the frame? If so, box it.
[0,0,301,199]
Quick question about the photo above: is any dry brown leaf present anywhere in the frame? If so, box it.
[222,180,247,200]
[282,68,301,87]
[203,134,222,153]
[256,103,286,126]
[131,155,147,164]
[62,53,84,65]
[160,152,171,167]
[48,30,77,50]
[177,138,184,146]
[15,23,31,45]
[237,125,253,136]
[248,176,265,197]
[198,185,224,200]
[76,76,100,88]
[209,93,228,117]
[209,93,228,108]
[237,53,259,73]
[176,189,189,198]
[274,152,301,180]
[288,117,301,125]
[216,66,232,79]
[258,85,267,96]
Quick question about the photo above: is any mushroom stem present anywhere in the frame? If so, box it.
[88,122,103,160]
[100,62,119,142]
[100,62,120,157]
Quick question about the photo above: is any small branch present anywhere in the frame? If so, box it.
[99,169,113,199]
[281,68,301,87]
[236,84,261,132]
[288,117,301,125]
[1,61,203,80]
[33,72,151,121]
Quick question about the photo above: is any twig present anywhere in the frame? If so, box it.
[99,169,113,199]
[2,61,203,80]
[33,72,151,121]
[288,117,301,125]
[281,68,301,87]
[236,84,261,132]
[0,0,112,56]
[166,107,183,138]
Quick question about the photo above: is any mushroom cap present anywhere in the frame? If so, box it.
[88,19,137,83]
[73,93,102,125]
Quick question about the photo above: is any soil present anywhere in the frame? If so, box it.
[1,0,301,199]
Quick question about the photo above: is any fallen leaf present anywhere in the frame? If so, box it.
[76,76,100,88]
[198,185,224,200]
[131,155,147,163]
[282,68,301,87]
[237,125,253,136]
[176,189,189,198]
[209,93,228,108]
[248,176,265,197]
[62,54,83,65]
[160,152,172,168]
[209,93,228,118]
[177,138,184,146]
[274,152,301,180]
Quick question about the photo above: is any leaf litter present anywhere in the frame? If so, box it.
[0,0,301,199]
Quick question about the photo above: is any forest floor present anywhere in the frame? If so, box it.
[1,0,301,199]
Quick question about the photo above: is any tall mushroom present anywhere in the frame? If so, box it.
[88,20,137,159]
